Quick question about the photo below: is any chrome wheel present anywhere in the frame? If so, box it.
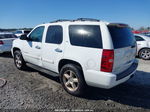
[140,49,150,60]
[63,70,79,92]
[15,53,22,68]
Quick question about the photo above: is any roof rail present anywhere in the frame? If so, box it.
[50,19,71,23]
[49,18,100,23]
[76,18,100,22]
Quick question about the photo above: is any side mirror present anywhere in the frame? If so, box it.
[20,34,28,40]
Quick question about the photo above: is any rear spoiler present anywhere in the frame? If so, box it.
[108,23,129,28]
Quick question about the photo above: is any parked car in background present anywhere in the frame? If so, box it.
[140,32,150,37]
[12,18,138,96]
[134,34,150,60]
[14,30,31,37]
[145,34,150,37]
[0,32,17,53]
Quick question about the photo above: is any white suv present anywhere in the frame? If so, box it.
[12,18,138,96]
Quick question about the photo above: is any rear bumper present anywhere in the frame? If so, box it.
[0,46,11,53]
[116,61,138,80]
[84,59,138,89]
[0,50,3,53]
[11,48,14,57]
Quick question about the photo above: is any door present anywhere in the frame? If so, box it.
[22,26,45,66]
[42,25,64,72]
[135,35,146,51]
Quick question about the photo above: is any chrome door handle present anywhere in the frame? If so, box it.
[35,46,41,49]
[55,48,62,53]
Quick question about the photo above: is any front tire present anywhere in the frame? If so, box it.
[14,50,26,70]
[139,48,150,60]
[60,64,86,96]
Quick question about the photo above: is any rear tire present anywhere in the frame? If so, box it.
[14,50,27,70]
[139,48,150,60]
[59,64,86,96]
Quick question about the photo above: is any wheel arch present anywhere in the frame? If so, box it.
[58,59,86,82]
[12,47,21,57]
[138,47,150,56]
[58,59,83,73]
[138,47,150,60]
[13,47,21,53]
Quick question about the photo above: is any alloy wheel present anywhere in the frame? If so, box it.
[15,53,22,68]
[63,70,79,92]
[140,49,150,59]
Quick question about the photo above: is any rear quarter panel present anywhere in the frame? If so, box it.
[63,23,113,82]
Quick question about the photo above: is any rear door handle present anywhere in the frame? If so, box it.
[55,48,62,53]
[35,46,41,49]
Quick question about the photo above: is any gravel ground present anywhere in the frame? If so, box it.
[0,53,150,112]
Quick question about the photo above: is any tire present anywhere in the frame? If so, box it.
[139,48,150,60]
[14,50,27,70]
[59,64,86,96]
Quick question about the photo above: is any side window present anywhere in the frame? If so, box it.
[28,26,44,42]
[45,25,63,44]
[135,36,145,41]
[69,25,102,48]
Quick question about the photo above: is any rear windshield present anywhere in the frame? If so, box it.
[0,34,17,39]
[69,25,102,48]
[108,26,136,48]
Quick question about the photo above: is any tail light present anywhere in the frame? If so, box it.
[101,49,114,72]
[0,40,4,45]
